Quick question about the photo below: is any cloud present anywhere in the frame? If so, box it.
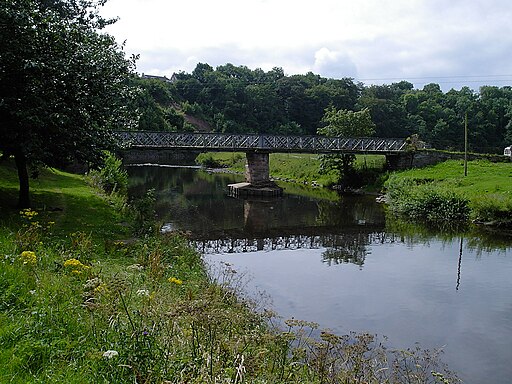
[313,47,357,79]
[101,0,512,90]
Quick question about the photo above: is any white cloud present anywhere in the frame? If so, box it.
[100,0,512,90]
[313,47,357,78]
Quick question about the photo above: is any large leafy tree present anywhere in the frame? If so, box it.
[317,107,376,186]
[0,0,136,207]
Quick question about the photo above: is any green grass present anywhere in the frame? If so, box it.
[0,161,460,383]
[385,159,512,225]
[196,152,386,188]
[0,160,129,241]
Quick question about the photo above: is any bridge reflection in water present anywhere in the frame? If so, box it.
[190,197,400,268]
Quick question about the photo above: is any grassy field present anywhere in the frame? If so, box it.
[385,159,512,225]
[0,160,460,383]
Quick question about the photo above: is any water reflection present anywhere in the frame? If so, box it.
[128,165,391,270]
[128,165,512,263]
[128,165,512,384]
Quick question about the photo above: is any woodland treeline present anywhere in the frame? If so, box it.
[135,63,512,154]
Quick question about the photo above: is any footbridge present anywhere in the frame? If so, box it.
[116,131,408,154]
[116,131,410,194]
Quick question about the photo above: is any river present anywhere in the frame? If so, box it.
[128,165,512,384]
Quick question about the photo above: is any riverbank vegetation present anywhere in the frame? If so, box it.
[196,152,386,190]
[197,152,511,229]
[384,160,512,227]
[0,161,461,383]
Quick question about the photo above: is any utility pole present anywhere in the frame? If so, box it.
[464,112,468,177]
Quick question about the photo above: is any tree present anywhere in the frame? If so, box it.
[317,107,376,186]
[0,0,136,207]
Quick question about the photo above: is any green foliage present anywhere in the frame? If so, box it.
[318,106,376,137]
[130,188,157,235]
[386,177,470,226]
[165,63,512,158]
[195,153,225,168]
[472,194,512,225]
[170,63,360,135]
[385,160,512,226]
[130,77,185,132]
[196,152,246,169]
[0,0,137,207]
[89,152,128,195]
[318,107,376,186]
[0,153,461,384]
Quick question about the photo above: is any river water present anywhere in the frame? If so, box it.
[128,165,512,384]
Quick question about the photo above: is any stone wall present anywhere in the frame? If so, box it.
[121,149,200,165]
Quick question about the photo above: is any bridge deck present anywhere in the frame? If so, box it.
[116,131,408,154]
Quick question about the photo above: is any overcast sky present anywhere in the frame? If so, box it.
[101,0,512,91]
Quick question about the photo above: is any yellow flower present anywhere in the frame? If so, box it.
[94,283,108,294]
[20,209,38,219]
[168,277,183,285]
[64,258,84,268]
[20,251,37,266]
[63,258,90,275]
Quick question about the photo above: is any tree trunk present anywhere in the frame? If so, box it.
[14,150,30,208]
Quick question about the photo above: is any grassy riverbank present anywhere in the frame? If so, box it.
[0,161,460,383]
[385,160,512,227]
[198,152,512,227]
[196,152,386,188]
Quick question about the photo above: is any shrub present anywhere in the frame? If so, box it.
[471,193,512,224]
[386,176,470,225]
[195,153,224,168]
[88,151,128,195]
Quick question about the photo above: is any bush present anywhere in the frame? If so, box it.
[472,194,512,224]
[88,151,128,195]
[195,153,224,168]
[386,177,470,225]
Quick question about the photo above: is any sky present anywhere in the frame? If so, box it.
[100,0,512,91]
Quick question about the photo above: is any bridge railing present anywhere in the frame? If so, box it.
[116,131,408,153]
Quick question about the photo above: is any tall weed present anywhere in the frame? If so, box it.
[386,176,470,225]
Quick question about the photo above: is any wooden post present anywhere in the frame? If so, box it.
[464,112,468,177]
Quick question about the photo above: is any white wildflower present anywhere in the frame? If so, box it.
[103,350,119,359]
[136,289,150,296]
[127,264,144,271]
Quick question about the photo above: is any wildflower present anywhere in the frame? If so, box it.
[168,277,183,285]
[94,283,108,294]
[64,258,84,268]
[84,278,102,290]
[20,251,37,266]
[127,264,144,271]
[63,258,90,275]
[20,209,38,219]
[102,350,119,359]
[136,289,150,296]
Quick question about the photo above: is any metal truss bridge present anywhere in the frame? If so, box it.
[116,131,408,154]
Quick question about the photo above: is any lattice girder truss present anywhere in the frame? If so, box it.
[116,131,408,154]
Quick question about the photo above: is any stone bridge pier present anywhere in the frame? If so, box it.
[228,151,283,197]
[245,152,272,186]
